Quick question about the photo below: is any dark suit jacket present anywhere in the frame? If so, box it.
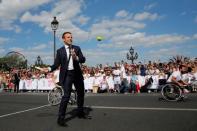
[50,45,86,86]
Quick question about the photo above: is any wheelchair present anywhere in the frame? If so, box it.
[159,83,184,102]
[48,84,77,106]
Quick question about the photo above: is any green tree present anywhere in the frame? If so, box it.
[0,52,27,70]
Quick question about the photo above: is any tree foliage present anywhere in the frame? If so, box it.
[0,52,27,70]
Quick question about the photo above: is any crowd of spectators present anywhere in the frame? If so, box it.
[0,57,197,94]
[0,69,55,92]
[81,58,197,93]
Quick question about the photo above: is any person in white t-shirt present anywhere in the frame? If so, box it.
[98,75,109,93]
[119,63,128,93]
[167,65,189,93]
[106,71,115,93]
[112,66,121,93]
[192,67,197,91]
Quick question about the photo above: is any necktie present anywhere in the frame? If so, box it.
[68,46,71,63]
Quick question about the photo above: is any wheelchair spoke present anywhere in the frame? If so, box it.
[161,83,182,101]
[48,86,64,106]
[48,86,77,106]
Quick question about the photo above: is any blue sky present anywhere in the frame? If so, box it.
[0,0,197,66]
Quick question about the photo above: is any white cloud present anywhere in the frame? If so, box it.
[0,0,51,19]
[0,37,9,45]
[195,16,197,23]
[146,46,194,62]
[0,20,22,32]
[134,12,160,21]
[136,33,190,46]
[7,45,52,65]
[115,10,129,18]
[20,0,89,42]
[24,51,53,65]
[193,33,197,39]
[6,0,89,65]
[100,33,191,49]
[180,12,187,16]
[31,44,47,50]
[84,49,126,66]
[0,48,5,54]
[144,3,157,10]
[20,11,51,28]
[0,0,52,31]
[90,19,145,40]
[9,47,24,52]
[20,0,83,26]
[74,15,90,25]
[148,48,178,59]
[14,25,22,33]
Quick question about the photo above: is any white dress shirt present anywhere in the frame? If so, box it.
[65,45,74,70]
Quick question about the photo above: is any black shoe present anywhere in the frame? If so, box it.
[57,118,66,126]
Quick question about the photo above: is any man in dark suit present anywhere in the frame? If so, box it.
[13,70,20,93]
[43,32,86,126]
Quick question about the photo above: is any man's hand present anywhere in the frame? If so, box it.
[35,67,49,73]
[42,67,50,73]
[71,49,78,60]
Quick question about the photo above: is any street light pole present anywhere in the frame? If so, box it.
[126,46,138,64]
[53,30,56,61]
[51,17,59,62]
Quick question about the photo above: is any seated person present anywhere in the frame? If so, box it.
[120,78,130,93]
[97,75,108,93]
[167,65,189,93]
[112,66,121,93]
[130,71,138,93]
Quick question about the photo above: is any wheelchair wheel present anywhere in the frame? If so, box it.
[69,90,77,105]
[161,83,182,101]
[48,86,64,106]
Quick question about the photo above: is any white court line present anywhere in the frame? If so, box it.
[69,105,197,112]
[1,105,197,118]
[0,104,50,118]
[87,106,197,112]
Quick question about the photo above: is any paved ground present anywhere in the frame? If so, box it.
[0,92,197,131]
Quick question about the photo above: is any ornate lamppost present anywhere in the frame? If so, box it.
[35,56,43,66]
[51,16,59,62]
[127,46,138,64]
